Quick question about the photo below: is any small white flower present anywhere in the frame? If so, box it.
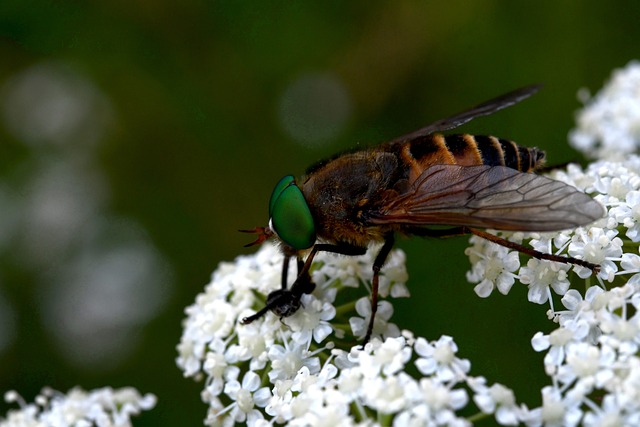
[414,336,470,382]
[465,236,521,298]
[582,394,625,427]
[356,336,412,378]
[561,342,603,381]
[221,371,271,423]
[610,190,640,241]
[534,385,583,427]
[267,340,321,382]
[263,380,294,423]
[335,366,364,400]
[380,249,411,298]
[288,295,335,345]
[290,363,337,394]
[201,339,231,396]
[288,384,353,427]
[532,327,577,373]
[418,376,468,413]
[471,381,520,425]
[591,163,640,205]
[568,227,622,281]
[312,249,372,289]
[349,297,399,340]
[414,378,469,425]
[362,372,416,414]
[227,321,272,370]
[519,258,570,304]
[619,252,640,283]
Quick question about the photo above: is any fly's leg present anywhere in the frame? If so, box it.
[281,255,291,289]
[278,242,368,317]
[296,257,304,275]
[282,256,304,287]
[241,243,366,325]
[408,226,600,273]
[362,233,395,346]
[302,243,367,274]
[467,228,599,273]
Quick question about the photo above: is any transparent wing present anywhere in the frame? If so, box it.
[389,84,542,143]
[370,164,604,231]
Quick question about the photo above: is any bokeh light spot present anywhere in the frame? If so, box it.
[278,73,352,147]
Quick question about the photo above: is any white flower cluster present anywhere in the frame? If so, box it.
[179,241,572,425]
[465,60,640,425]
[569,60,640,160]
[527,283,640,426]
[0,386,156,427]
[177,242,415,425]
[265,334,523,427]
[178,253,525,426]
[465,161,640,424]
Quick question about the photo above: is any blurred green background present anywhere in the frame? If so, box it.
[0,1,638,425]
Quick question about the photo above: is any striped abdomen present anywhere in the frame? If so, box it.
[402,133,545,173]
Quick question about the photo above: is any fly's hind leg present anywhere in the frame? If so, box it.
[362,233,396,346]
[408,226,600,274]
[469,227,599,273]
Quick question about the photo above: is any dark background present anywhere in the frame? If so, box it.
[0,2,637,425]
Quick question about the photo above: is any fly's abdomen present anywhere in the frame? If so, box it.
[442,134,545,172]
[393,133,546,182]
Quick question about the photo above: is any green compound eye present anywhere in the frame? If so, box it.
[269,176,316,250]
[269,175,295,217]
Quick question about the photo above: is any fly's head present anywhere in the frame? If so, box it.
[241,175,317,252]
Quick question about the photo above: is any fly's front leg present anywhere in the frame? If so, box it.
[296,257,304,276]
[281,255,291,290]
[363,233,395,346]
[280,255,305,290]
[290,243,367,296]
[242,242,368,326]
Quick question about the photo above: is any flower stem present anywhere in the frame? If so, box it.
[334,300,358,316]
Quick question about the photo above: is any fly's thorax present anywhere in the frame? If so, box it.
[300,151,402,246]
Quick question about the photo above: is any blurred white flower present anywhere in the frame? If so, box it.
[0,61,113,150]
[569,60,640,160]
[0,386,155,427]
[278,73,352,147]
[471,380,520,425]
[40,219,173,370]
[0,61,172,368]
